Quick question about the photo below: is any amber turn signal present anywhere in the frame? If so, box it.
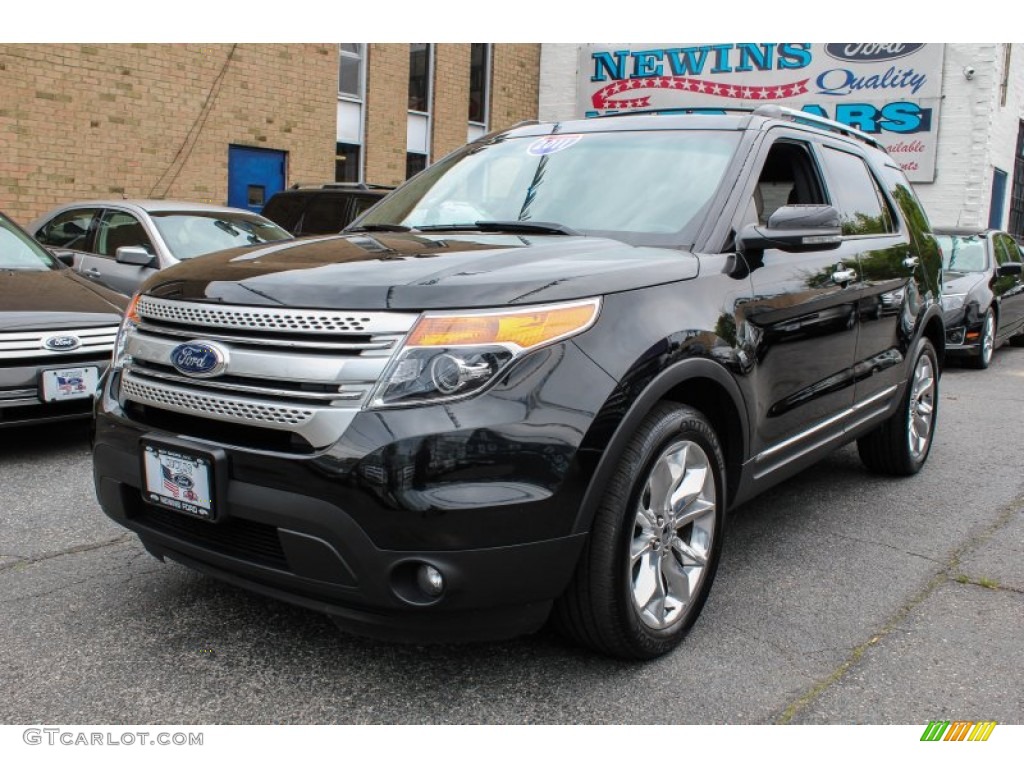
[406,299,600,350]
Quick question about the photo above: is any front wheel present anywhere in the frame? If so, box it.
[967,309,995,369]
[553,403,726,660]
[857,338,938,475]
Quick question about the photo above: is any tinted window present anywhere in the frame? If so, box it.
[95,210,155,258]
[36,208,99,250]
[261,193,307,231]
[301,195,348,234]
[149,212,291,259]
[1,214,60,271]
[820,147,894,236]
[409,44,431,112]
[995,234,1020,265]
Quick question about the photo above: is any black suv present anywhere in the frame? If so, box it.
[260,183,393,236]
[93,106,944,659]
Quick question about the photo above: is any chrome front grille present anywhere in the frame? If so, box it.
[120,299,418,449]
[0,325,119,361]
[137,296,408,334]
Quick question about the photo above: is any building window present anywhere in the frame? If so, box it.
[408,43,431,113]
[1008,122,1024,238]
[336,143,361,183]
[406,153,428,180]
[337,44,365,183]
[339,44,364,99]
[469,43,491,126]
[407,44,433,177]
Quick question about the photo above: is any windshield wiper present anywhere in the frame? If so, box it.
[345,223,413,233]
[416,220,581,236]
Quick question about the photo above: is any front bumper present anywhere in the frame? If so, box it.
[0,356,110,428]
[92,342,616,641]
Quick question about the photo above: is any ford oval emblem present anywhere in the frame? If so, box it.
[43,334,81,352]
[170,341,228,378]
[825,43,925,63]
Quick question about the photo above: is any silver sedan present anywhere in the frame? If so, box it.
[27,200,293,295]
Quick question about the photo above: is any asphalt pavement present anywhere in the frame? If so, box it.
[1,346,1021,725]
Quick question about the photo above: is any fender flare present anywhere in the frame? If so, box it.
[571,356,749,535]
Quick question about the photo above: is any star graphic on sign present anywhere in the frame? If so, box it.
[758,88,770,99]
[681,80,692,90]
[711,84,722,95]
[727,86,739,98]
[669,78,681,88]
[741,87,753,99]
[638,79,650,88]
[609,83,621,94]
[625,80,637,89]
[773,87,786,98]
[696,81,707,92]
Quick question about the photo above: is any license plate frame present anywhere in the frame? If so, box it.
[40,366,99,402]
[140,438,226,522]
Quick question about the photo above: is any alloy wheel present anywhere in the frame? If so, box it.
[630,440,717,630]
[907,353,936,459]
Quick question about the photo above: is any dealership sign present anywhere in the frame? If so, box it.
[577,43,944,182]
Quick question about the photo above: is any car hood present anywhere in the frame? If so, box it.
[942,271,987,295]
[0,269,127,331]
[141,233,701,310]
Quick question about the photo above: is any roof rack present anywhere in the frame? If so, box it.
[750,104,884,150]
[590,104,884,150]
[288,182,395,191]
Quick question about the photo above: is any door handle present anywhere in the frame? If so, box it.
[832,268,857,284]
[84,268,102,278]
[903,256,919,269]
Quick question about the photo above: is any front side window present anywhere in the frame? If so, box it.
[935,234,989,273]
[35,208,99,250]
[820,147,895,236]
[149,212,291,260]
[0,214,60,271]
[94,211,155,258]
[362,130,742,246]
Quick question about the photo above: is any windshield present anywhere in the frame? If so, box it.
[0,214,60,271]
[355,130,741,245]
[150,212,292,260]
[936,234,988,273]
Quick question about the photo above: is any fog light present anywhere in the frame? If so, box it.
[416,564,445,597]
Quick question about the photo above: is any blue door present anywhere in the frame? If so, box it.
[228,145,286,213]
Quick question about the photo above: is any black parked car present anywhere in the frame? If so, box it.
[260,183,393,236]
[0,211,126,427]
[934,227,1024,368]
[92,106,945,659]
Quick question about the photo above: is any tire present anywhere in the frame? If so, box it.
[966,309,995,369]
[553,402,726,660]
[857,338,939,476]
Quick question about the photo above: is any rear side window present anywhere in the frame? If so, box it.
[301,195,348,234]
[260,193,307,233]
[819,147,894,236]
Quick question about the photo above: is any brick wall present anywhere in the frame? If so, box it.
[364,44,409,187]
[490,44,541,134]
[431,44,471,163]
[0,44,337,224]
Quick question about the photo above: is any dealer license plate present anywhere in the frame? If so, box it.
[142,443,217,520]
[40,366,99,401]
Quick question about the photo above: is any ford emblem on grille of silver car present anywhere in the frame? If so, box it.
[170,341,228,378]
[43,334,81,352]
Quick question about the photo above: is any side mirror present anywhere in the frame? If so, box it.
[116,246,157,267]
[49,248,76,267]
[997,262,1023,277]
[739,205,843,254]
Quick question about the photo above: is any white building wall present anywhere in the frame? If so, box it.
[539,44,1024,231]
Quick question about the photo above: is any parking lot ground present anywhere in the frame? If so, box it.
[1,347,1023,724]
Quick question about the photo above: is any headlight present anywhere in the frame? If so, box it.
[370,299,600,408]
[112,293,141,371]
[941,293,966,312]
